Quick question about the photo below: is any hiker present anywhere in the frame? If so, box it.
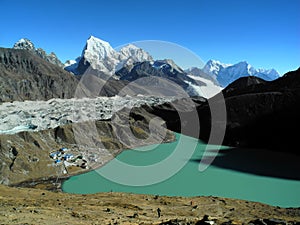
[157,207,161,218]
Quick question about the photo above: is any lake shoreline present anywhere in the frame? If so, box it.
[62,133,300,208]
[10,132,178,192]
[10,132,300,208]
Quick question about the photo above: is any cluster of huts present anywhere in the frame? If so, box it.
[49,147,88,170]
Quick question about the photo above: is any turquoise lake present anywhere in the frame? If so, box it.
[62,133,300,208]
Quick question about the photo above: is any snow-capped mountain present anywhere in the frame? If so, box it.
[202,60,232,79]
[13,38,35,51]
[64,36,223,98]
[201,60,280,87]
[62,36,281,97]
[13,38,64,67]
[118,44,153,71]
[64,36,153,75]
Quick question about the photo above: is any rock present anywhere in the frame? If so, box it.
[159,218,191,225]
[263,219,287,225]
[248,218,288,225]
[196,215,215,225]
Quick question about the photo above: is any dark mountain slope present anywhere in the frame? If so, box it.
[0,48,78,102]
[142,68,300,154]
[204,67,300,153]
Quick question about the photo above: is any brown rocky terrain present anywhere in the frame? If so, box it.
[0,184,299,225]
[0,48,78,102]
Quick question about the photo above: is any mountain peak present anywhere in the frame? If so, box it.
[119,44,152,60]
[206,59,232,67]
[87,35,111,46]
[120,44,140,50]
[203,59,280,87]
[235,61,251,67]
[203,60,231,78]
[13,38,35,51]
[65,36,153,75]
[154,59,184,73]
[12,38,63,67]
[84,36,115,60]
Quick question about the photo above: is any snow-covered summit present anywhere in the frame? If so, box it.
[13,38,35,51]
[65,36,153,75]
[202,59,232,78]
[13,38,63,67]
[202,60,280,87]
[83,36,116,61]
[119,44,153,63]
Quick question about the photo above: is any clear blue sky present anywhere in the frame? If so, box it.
[0,0,299,74]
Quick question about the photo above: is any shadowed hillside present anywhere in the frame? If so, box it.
[0,48,78,102]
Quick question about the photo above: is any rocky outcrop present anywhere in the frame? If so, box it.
[35,48,64,68]
[0,48,78,102]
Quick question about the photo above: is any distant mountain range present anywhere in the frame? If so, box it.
[0,36,283,102]
[201,59,280,87]
[62,36,223,97]
[63,36,280,88]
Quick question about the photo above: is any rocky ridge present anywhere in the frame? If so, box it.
[13,38,64,67]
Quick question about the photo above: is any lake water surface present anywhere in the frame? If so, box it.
[62,133,300,207]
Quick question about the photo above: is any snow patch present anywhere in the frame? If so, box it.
[186,75,223,98]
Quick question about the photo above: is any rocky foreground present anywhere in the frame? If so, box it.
[0,185,299,225]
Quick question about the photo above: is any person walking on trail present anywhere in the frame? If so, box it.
[157,207,161,218]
